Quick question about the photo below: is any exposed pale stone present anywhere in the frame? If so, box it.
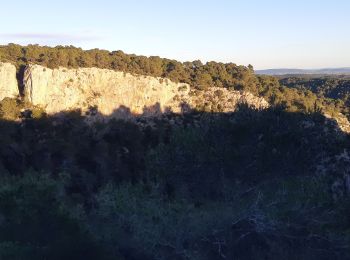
[0,62,19,101]
[23,65,269,119]
[324,113,350,133]
[188,87,269,112]
[24,65,190,117]
[19,64,350,133]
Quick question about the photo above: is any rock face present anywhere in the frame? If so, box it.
[188,87,269,112]
[324,113,350,133]
[23,64,269,119]
[0,62,19,101]
[23,64,191,117]
[0,62,344,133]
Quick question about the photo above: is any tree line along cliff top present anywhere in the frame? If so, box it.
[0,43,348,119]
[0,44,256,91]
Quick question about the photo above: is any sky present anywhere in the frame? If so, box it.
[0,0,349,69]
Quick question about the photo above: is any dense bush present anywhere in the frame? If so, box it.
[280,76,350,102]
[0,173,112,260]
[0,107,349,259]
[279,76,350,116]
[0,98,45,120]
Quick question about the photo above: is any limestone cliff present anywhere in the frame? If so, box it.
[23,64,191,117]
[0,62,19,101]
[23,64,268,118]
[0,62,346,134]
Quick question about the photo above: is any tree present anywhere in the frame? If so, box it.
[196,73,213,90]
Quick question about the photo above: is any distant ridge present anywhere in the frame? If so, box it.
[256,68,350,75]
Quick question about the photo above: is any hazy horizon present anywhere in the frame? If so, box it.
[1,0,349,70]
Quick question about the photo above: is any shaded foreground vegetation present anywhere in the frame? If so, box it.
[0,104,349,259]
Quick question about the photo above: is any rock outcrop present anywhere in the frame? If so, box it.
[23,64,269,119]
[0,62,19,101]
[188,87,269,112]
[0,62,347,133]
[324,113,350,134]
[23,65,191,117]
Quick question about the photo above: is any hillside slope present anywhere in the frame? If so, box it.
[0,45,350,259]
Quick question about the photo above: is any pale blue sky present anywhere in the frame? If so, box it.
[0,0,349,69]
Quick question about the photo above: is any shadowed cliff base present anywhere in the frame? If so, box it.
[0,104,350,259]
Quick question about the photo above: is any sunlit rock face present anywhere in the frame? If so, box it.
[23,64,191,117]
[0,62,19,101]
[23,64,269,119]
[189,87,269,112]
[324,113,350,133]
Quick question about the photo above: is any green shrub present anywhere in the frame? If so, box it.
[0,173,110,260]
[0,98,21,120]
